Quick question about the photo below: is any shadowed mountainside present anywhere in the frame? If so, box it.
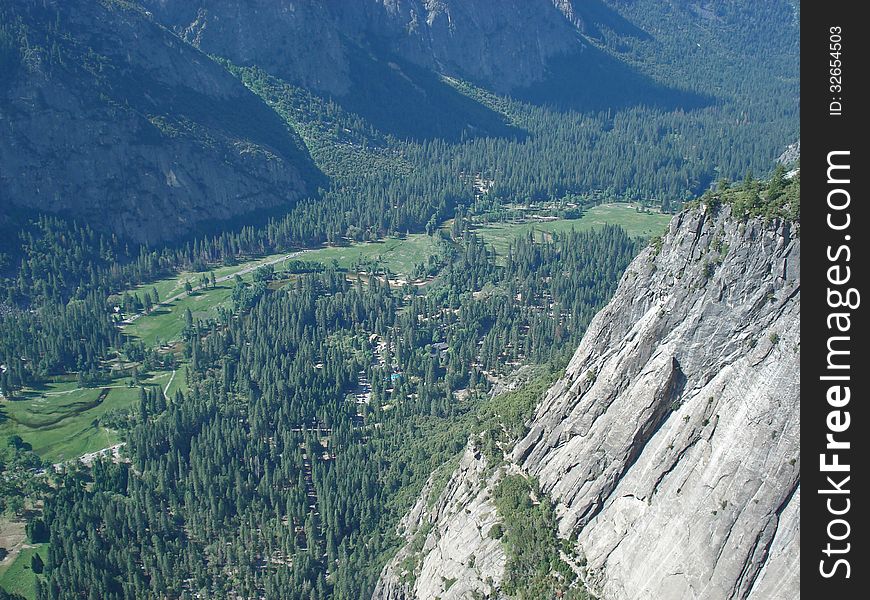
[1,0,321,244]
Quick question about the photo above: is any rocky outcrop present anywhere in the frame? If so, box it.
[139,0,581,95]
[374,203,800,599]
[139,0,351,95]
[515,204,800,599]
[1,0,316,244]
[778,141,800,167]
[373,444,506,600]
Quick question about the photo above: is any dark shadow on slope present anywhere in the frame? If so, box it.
[513,45,714,114]
[47,0,328,192]
[0,201,306,278]
[564,0,652,42]
[333,44,525,143]
[88,60,327,192]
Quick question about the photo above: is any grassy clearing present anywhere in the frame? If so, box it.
[125,285,234,347]
[164,369,185,398]
[0,543,47,600]
[301,234,441,279]
[476,203,672,256]
[124,236,442,348]
[123,252,300,347]
[148,369,175,396]
[0,520,26,577]
[146,366,186,399]
[126,252,293,304]
[0,378,156,462]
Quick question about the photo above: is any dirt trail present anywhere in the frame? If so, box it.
[163,369,176,397]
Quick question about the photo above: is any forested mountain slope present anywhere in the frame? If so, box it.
[374,175,800,599]
[2,0,798,247]
[1,0,318,244]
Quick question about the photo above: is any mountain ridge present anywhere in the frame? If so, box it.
[2,0,799,246]
[139,0,583,95]
[1,0,319,244]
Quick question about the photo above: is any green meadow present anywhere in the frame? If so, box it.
[1,375,166,463]
[125,235,442,347]
[0,543,48,600]
[126,251,294,305]
[125,285,235,348]
[475,203,672,256]
[300,234,442,278]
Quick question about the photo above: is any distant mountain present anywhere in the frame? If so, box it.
[1,0,799,245]
[138,0,582,95]
[1,0,320,244]
[136,0,799,171]
[137,0,589,141]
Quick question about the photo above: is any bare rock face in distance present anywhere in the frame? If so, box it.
[140,0,351,95]
[1,0,314,244]
[140,0,581,95]
[374,204,800,599]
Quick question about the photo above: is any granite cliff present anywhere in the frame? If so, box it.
[138,0,582,95]
[372,445,507,600]
[374,201,800,599]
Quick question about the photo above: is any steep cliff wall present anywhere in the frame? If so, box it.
[515,204,800,599]
[139,0,581,95]
[372,444,507,600]
[374,203,800,599]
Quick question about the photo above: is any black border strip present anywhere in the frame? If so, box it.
[803,3,869,595]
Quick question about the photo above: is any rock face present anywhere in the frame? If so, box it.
[375,204,800,599]
[1,0,316,244]
[139,0,352,95]
[778,140,801,167]
[139,0,581,95]
[373,444,506,600]
[515,204,800,599]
